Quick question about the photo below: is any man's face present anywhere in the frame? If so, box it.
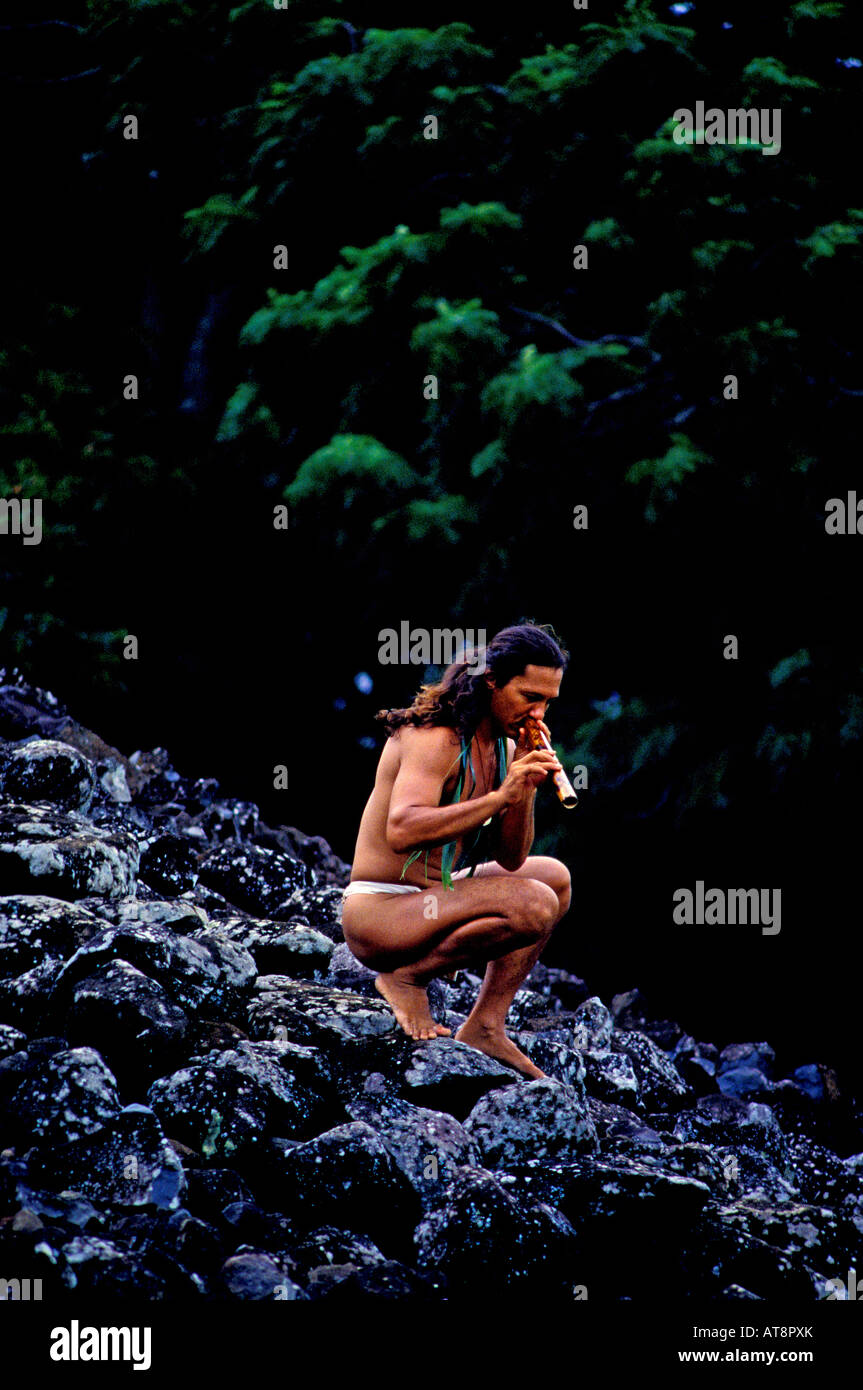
[486,664,563,737]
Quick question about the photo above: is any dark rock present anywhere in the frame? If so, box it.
[169,1212,226,1277]
[208,915,333,977]
[711,1145,800,1204]
[0,803,140,900]
[59,1230,202,1297]
[786,1134,861,1208]
[327,940,378,990]
[691,1214,833,1301]
[502,987,551,1029]
[181,882,236,915]
[0,672,856,1305]
[1,1043,121,1149]
[255,824,351,888]
[413,1165,579,1294]
[247,975,398,1049]
[0,1021,26,1058]
[506,1152,713,1298]
[286,1225,388,1285]
[0,739,97,813]
[0,672,68,739]
[108,1208,222,1282]
[147,1039,339,1161]
[718,1042,776,1079]
[717,1066,773,1101]
[792,1063,830,1102]
[183,1167,256,1223]
[672,1036,721,1095]
[308,1258,442,1299]
[581,1048,640,1110]
[139,835,201,895]
[572,996,614,1051]
[640,1020,684,1051]
[263,1121,423,1259]
[525,961,589,1010]
[196,841,312,917]
[0,955,66,1032]
[610,987,648,1030]
[10,1186,104,1231]
[673,1095,790,1171]
[28,1104,187,1210]
[186,778,221,813]
[0,895,105,978]
[193,799,260,845]
[610,1029,692,1111]
[510,1032,586,1086]
[400,1038,529,1120]
[219,1200,294,1253]
[106,897,211,934]
[220,1250,306,1300]
[462,1076,598,1169]
[53,920,257,1022]
[63,959,189,1090]
[514,1012,579,1050]
[344,1092,482,1212]
[127,747,188,810]
[275,885,345,941]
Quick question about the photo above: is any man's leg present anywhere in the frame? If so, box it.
[452,857,572,1068]
[341,873,561,1064]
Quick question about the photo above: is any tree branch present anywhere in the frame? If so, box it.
[506,304,661,362]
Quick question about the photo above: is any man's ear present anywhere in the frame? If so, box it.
[484,671,496,691]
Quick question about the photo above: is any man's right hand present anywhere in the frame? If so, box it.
[498,747,562,806]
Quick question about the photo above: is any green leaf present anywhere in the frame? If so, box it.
[285,434,420,509]
[768,648,811,688]
[469,440,506,480]
[741,55,819,90]
[625,433,710,522]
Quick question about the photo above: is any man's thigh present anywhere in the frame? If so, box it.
[461,855,570,900]
[341,871,551,969]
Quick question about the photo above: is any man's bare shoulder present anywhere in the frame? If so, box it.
[388,723,462,767]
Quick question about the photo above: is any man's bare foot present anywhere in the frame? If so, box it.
[454,1019,547,1079]
[375,972,451,1041]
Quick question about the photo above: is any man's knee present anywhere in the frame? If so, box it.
[528,856,572,917]
[511,879,560,939]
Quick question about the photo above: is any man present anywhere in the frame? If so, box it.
[341,622,573,1079]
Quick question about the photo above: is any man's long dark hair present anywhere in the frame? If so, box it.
[375,622,569,746]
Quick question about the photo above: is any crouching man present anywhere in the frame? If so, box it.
[340,622,573,1079]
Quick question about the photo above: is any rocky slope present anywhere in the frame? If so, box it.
[0,669,860,1301]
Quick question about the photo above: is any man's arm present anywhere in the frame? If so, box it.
[493,725,562,870]
[493,736,535,870]
[386,726,506,854]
